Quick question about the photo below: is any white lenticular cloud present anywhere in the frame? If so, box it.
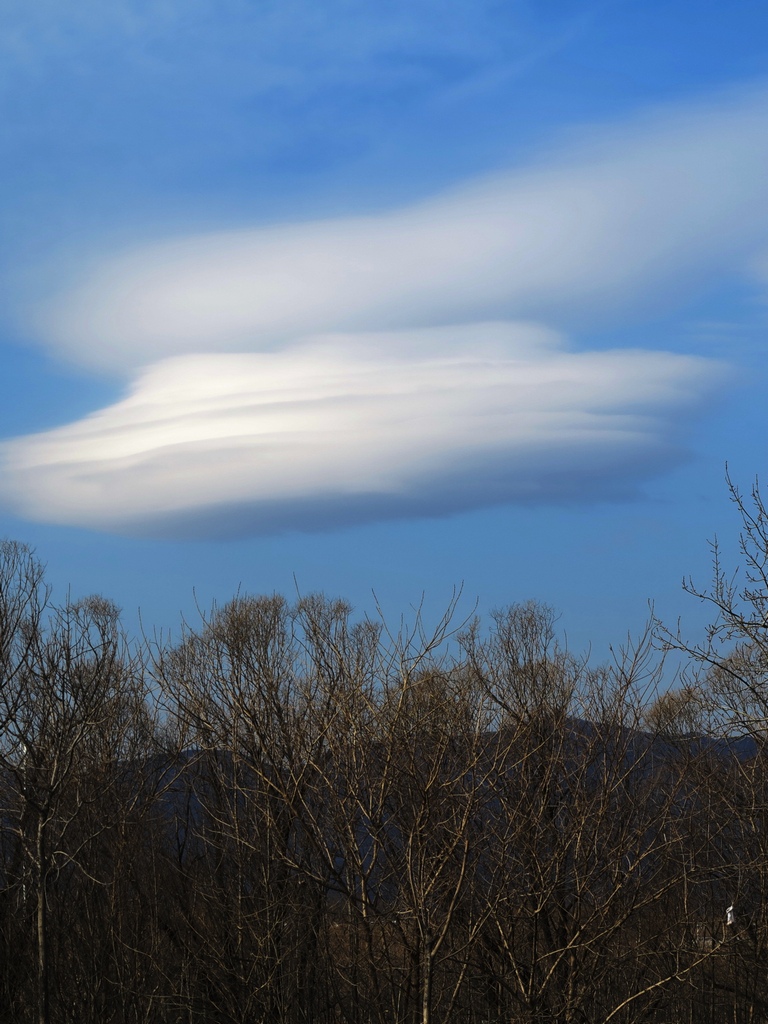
[34,86,768,372]
[0,324,721,537]
[3,86,762,536]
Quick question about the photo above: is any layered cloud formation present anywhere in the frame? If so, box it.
[2,87,767,537]
[1,325,720,536]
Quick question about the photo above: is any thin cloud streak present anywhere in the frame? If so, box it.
[0,324,722,536]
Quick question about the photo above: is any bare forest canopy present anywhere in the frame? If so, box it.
[2,477,768,1024]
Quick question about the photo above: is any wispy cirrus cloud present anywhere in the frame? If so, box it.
[2,85,765,537]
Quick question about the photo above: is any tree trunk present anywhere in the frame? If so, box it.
[36,814,49,1024]
[421,934,433,1024]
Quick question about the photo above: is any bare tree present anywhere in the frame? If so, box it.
[0,543,155,1024]
[657,471,768,735]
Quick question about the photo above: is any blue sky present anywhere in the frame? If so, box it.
[1,0,767,658]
